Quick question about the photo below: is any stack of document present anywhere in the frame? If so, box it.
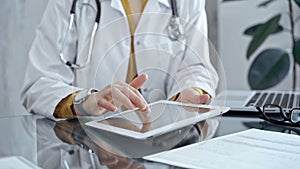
[144,129,300,169]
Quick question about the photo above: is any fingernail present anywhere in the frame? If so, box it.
[141,104,148,111]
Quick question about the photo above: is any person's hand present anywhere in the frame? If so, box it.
[175,88,211,113]
[75,74,149,116]
[176,88,210,104]
[101,114,152,133]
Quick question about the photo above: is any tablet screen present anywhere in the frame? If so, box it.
[86,101,224,139]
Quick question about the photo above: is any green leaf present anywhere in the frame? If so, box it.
[258,0,276,7]
[248,49,290,90]
[293,40,300,65]
[294,0,300,8]
[244,24,283,36]
[247,14,282,59]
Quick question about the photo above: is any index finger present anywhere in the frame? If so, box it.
[130,74,148,89]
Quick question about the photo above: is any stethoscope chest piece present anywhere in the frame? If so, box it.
[168,16,184,41]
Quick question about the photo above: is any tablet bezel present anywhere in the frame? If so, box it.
[85,100,229,140]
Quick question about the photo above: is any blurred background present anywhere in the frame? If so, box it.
[0,0,299,117]
[0,0,49,117]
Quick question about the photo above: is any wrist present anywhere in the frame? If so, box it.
[73,88,98,116]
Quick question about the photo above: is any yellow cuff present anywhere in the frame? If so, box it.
[192,87,207,95]
[54,93,78,119]
[54,120,81,145]
[169,88,207,101]
[169,93,180,101]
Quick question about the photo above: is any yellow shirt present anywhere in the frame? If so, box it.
[122,0,148,83]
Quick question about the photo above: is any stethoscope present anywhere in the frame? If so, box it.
[60,0,184,69]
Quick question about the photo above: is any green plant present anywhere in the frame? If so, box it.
[223,0,300,90]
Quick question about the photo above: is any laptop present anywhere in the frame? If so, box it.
[214,90,300,114]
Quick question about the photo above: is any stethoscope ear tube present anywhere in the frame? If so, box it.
[71,0,78,14]
[59,13,82,69]
[170,0,178,17]
[60,0,101,69]
[95,0,101,23]
[84,23,99,68]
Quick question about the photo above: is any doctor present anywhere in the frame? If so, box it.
[21,0,218,119]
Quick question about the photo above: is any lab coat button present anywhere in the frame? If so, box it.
[136,41,140,45]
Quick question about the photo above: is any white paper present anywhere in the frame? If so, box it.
[0,156,41,169]
[144,129,300,169]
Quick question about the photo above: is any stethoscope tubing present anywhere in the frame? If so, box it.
[170,0,178,17]
[60,0,183,69]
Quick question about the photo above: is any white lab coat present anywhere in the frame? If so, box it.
[21,0,218,119]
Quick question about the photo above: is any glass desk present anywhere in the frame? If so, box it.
[0,113,298,169]
[0,113,218,169]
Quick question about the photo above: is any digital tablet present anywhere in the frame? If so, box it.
[85,100,229,140]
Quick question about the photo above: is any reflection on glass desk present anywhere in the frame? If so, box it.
[0,113,298,169]
[0,114,219,169]
[215,116,300,137]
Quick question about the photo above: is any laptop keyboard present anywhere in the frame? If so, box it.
[246,92,300,109]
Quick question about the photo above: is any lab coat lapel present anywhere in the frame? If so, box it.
[136,0,171,33]
[157,0,171,9]
[143,0,171,13]
[110,0,126,16]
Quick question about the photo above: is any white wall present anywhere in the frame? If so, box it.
[0,0,49,117]
[219,0,300,90]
